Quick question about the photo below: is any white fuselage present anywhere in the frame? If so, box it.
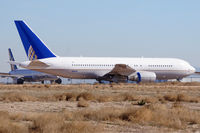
[21,57,196,80]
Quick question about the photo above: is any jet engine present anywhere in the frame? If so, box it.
[129,71,156,83]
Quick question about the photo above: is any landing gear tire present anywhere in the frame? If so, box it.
[41,81,44,84]
[55,78,62,84]
[17,78,24,84]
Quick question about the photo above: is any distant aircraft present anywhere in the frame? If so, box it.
[11,20,196,83]
[0,48,62,84]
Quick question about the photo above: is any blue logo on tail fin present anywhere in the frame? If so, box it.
[14,20,56,60]
[8,48,18,71]
[28,45,37,61]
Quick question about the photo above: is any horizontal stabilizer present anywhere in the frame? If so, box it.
[8,60,49,69]
[27,60,49,68]
[8,61,22,66]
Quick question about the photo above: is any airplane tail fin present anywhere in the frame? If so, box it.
[14,20,56,60]
[8,48,18,71]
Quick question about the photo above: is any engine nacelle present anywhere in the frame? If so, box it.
[129,71,156,83]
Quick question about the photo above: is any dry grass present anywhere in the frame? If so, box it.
[0,83,200,132]
[30,113,99,133]
[97,93,140,103]
[75,104,200,129]
[53,92,78,101]
[0,90,199,105]
[77,100,89,107]
[0,103,199,132]
[164,93,199,103]
[0,111,28,133]
[81,107,123,122]
[144,96,159,103]
[0,111,101,133]
[0,92,37,102]
[97,95,114,102]
[127,104,200,129]
[164,94,177,101]
[77,92,95,101]
[118,92,140,101]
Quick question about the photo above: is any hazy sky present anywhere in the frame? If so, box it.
[0,0,200,72]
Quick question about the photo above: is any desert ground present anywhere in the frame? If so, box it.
[0,82,200,133]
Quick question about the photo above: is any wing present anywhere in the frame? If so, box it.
[108,64,136,76]
[98,64,136,82]
[0,72,23,78]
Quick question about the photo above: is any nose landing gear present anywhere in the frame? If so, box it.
[176,78,182,82]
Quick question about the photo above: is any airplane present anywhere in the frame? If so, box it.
[0,48,62,84]
[10,20,196,83]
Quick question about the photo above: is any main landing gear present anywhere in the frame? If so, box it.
[17,78,24,84]
[50,78,62,84]
[55,78,62,84]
